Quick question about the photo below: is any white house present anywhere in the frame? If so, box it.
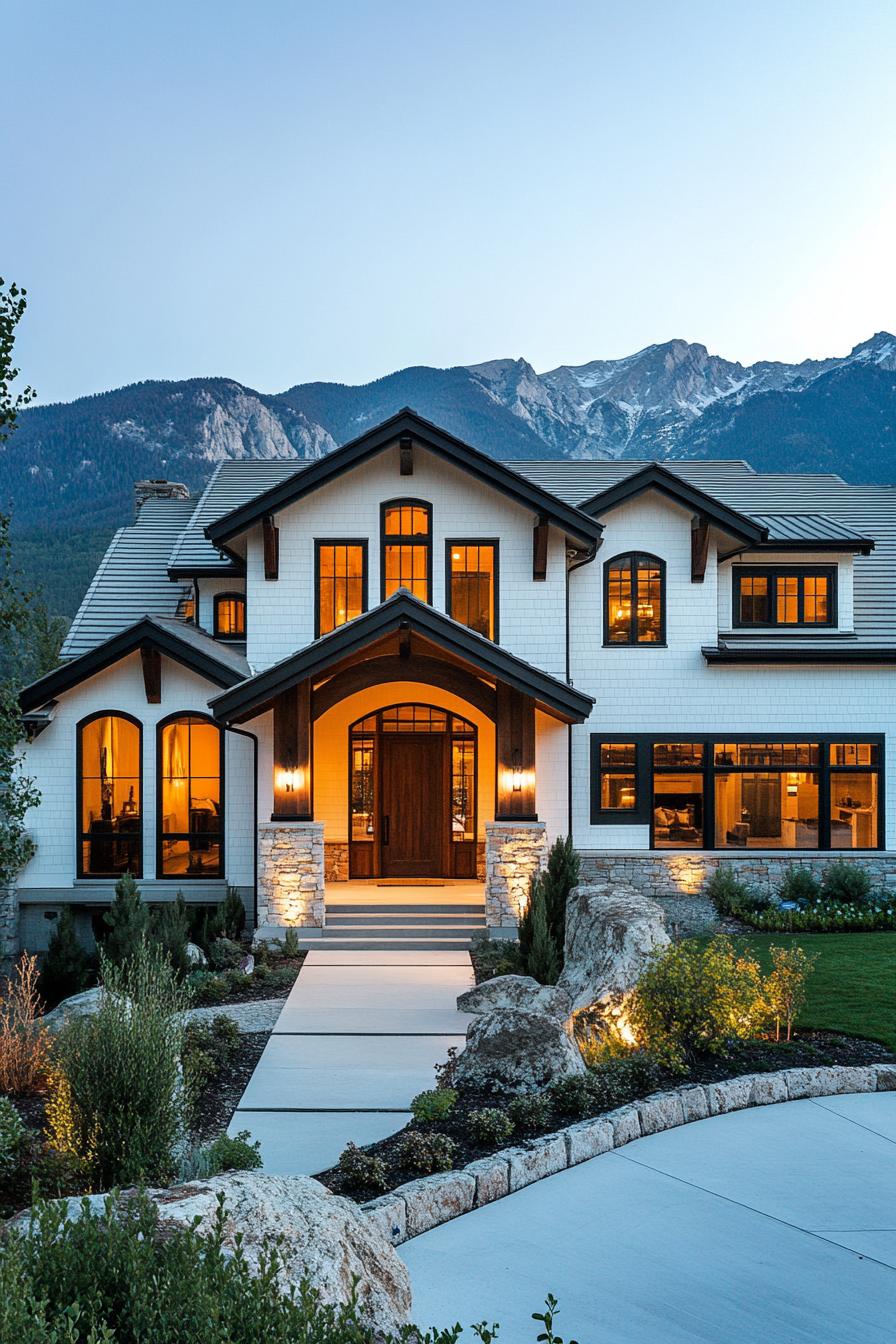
[10,409,896,953]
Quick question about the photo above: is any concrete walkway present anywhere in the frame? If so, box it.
[229,948,473,1175]
[401,1093,896,1343]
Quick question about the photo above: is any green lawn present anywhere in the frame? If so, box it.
[724,932,896,1051]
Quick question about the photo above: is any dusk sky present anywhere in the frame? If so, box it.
[7,0,896,405]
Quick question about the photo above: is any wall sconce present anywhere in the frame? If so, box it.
[511,750,522,793]
[277,761,304,794]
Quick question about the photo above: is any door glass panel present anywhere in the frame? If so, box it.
[452,739,475,841]
[350,737,375,840]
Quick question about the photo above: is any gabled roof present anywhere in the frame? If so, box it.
[168,460,305,577]
[209,590,595,724]
[20,617,249,713]
[204,408,603,551]
[578,462,767,545]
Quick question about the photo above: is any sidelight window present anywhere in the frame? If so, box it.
[158,715,223,877]
[78,712,142,877]
[604,553,665,644]
[316,541,367,637]
[446,541,498,640]
[382,501,431,602]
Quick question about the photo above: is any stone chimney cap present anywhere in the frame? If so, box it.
[134,479,191,518]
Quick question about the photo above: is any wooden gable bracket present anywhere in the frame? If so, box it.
[691,515,710,583]
[262,513,279,581]
[533,515,549,581]
[398,618,412,660]
[140,646,162,703]
[399,433,413,476]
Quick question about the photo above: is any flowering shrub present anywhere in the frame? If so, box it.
[0,953,51,1095]
[747,901,896,932]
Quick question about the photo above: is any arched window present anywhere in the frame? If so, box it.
[604,552,665,645]
[214,593,246,639]
[158,714,223,877]
[381,500,432,603]
[77,712,142,877]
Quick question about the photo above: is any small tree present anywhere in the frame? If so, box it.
[40,905,91,1004]
[218,885,246,941]
[766,944,818,1041]
[523,874,560,985]
[150,893,191,980]
[102,871,149,966]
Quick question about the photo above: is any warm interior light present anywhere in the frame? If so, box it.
[277,765,304,794]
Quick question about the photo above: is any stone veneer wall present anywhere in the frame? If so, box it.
[485,821,547,928]
[580,850,896,898]
[257,822,325,928]
[0,883,18,971]
[324,842,349,883]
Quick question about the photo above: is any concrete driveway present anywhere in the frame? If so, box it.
[401,1093,896,1343]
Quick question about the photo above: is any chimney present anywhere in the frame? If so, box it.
[134,479,190,518]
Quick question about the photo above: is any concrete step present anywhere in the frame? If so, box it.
[327,914,485,928]
[297,936,476,951]
[326,903,485,917]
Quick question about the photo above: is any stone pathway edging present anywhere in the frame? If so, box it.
[362,1062,896,1245]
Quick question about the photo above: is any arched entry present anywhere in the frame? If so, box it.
[348,703,477,879]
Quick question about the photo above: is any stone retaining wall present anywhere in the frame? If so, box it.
[257,822,325,928]
[580,851,896,899]
[362,1063,896,1245]
[484,821,547,928]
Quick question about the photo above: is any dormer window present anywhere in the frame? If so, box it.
[381,500,431,603]
[214,593,246,639]
[734,567,835,628]
[604,553,665,645]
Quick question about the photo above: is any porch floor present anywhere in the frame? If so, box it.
[325,879,486,907]
[229,947,473,1175]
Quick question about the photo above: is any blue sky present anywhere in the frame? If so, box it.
[6,0,896,404]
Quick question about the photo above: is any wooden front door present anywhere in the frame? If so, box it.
[380,734,446,877]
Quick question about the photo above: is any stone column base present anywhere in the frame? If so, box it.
[257,822,325,929]
[485,821,547,931]
[0,883,19,971]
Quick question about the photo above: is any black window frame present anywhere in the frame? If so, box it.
[445,538,499,641]
[156,711,225,880]
[380,498,433,604]
[732,565,837,629]
[213,591,247,640]
[314,538,369,639]
[603,552,666,647]
[76,710,143,879]
[590,732,884,850]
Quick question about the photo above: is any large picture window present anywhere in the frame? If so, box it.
[446,541,497,639]
[604,553,665,645]
[591,735,882,850]
[316,541,367,637]
[733,567,836,628]
[381,500,431,603]
[78,712,142,877]
[158,714,223,877]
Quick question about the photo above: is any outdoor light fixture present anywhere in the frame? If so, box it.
[512,750,522,793]
[277,760,304,794]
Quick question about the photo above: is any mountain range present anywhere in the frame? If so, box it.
[4,332,895,616]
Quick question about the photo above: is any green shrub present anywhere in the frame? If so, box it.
[821,860,874,905]
[778,866,822,906]
[410,1088,457,1123]
[186,970,228,1005]
[337,1141,388,1194]
[209,937,245,971]
[468,1107,514,1146]
[40,905,91,1005]
[280,928,302,959]
[48,940,190,1189]
[766,944,818,1042]
[706,867,772,918]
[182,1014,240,1115]
[587,1053,664,1108]
[745,899,896,933]
[150,893,191,979]
[472,937,524,980]
[395,1130,458,1174]
[548,1074,603,1120]
[218,886,247,940]
[628,935,768,1069]
[507,1092,554,1135]
[178,1130,262,1180]
[101,872,149,966]
[0,1190,559,1343]
[522,874,561,985]
[0,1096,25,1175]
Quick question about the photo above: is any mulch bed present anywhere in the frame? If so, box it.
[195,954,306,1004]
[190,1030,271,1142]
[315,1030,895,1201]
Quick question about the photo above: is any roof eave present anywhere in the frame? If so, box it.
[702,644,896,665]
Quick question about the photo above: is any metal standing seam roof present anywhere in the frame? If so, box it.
[62,454,896,661]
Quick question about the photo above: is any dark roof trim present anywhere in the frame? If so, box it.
[167,563,246,579]
[205,409,603,550]
[210,590,595,723]
[747,538,876,557]
[19,618,246,712]
[579,463,767,544]
[702,643,896,665]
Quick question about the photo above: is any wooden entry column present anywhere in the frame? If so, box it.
[272,680,313,820]
[495,684,537,820]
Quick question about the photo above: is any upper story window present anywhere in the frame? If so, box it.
[381,500,431,603]
[733,567,835,628]
[316,540,367,637]
[446,541,497,640]
[214,593,246,639]
[78,712,142,878]
[604,553,665,645]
